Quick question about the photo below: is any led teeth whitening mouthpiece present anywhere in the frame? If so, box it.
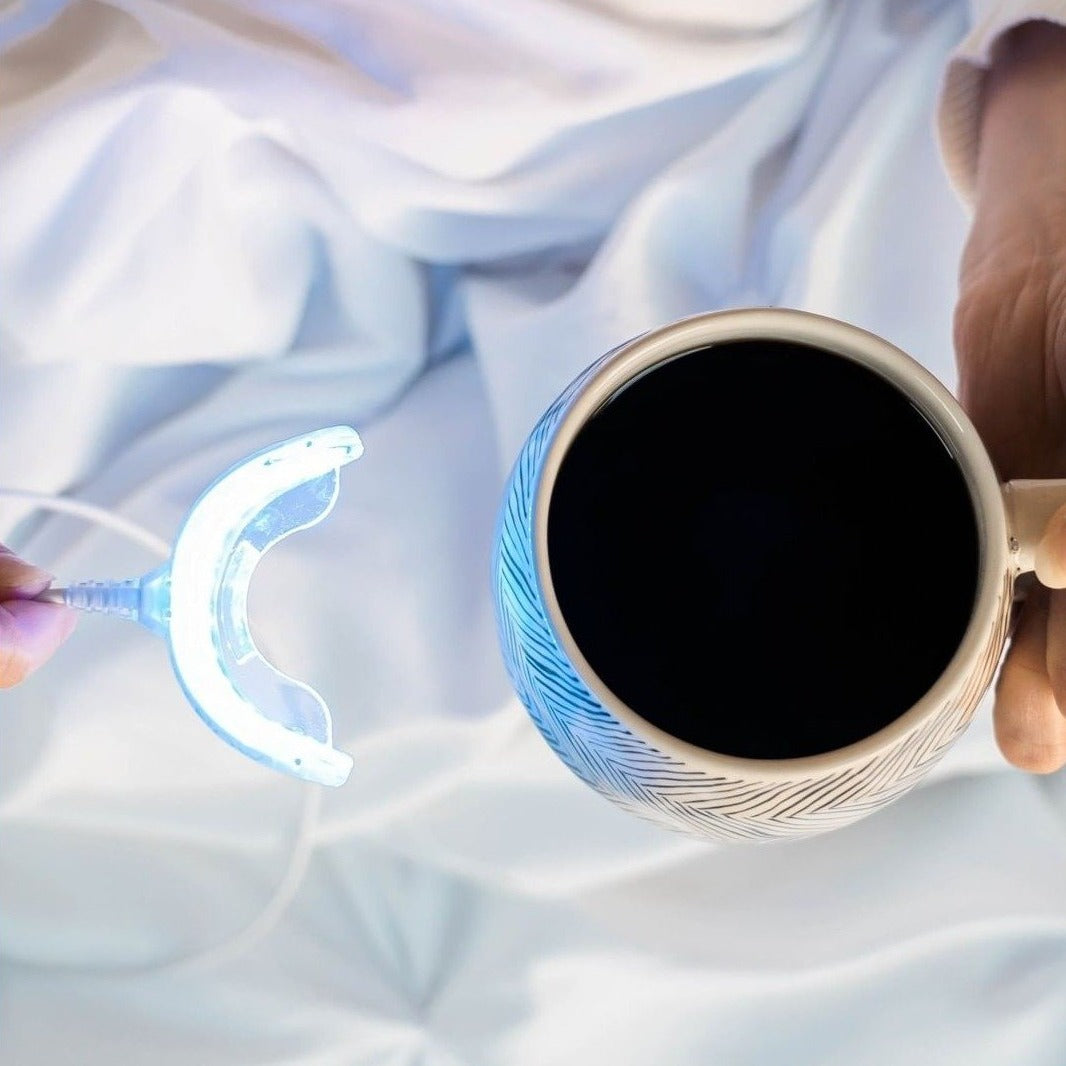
[38,426,363,787]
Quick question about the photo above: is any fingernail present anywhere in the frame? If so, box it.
[0,554,54,596]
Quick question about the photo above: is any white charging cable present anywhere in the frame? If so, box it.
[0,487,320,974]
[0,489,172,559]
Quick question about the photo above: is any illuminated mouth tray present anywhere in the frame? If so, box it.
[47,427,362,787]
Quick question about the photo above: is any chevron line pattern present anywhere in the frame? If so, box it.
[492,356,1011,843]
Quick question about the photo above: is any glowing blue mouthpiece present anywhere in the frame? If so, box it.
[53,426,363,787]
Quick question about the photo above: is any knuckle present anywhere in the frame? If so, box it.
[954,262,1066,476]
[952,281,997,369]
[952,277,1018,425]
[956,257,1056,361]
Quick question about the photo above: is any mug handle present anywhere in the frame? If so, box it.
[1002,479,1066,599]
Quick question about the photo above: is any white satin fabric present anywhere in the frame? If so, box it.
[4,1,1066,1063]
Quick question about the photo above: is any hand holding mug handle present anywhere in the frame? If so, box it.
[954,19,1066,772]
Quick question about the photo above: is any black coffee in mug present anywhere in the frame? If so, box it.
[547,339,980,760]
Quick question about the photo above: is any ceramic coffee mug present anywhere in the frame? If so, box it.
[491,308,1066,843]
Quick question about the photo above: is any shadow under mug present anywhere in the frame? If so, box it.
[492,308,1066,843]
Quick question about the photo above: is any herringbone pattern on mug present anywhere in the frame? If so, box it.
[492,371,1010,842]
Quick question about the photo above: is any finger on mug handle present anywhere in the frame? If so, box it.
[1035,502,1066,588]
[1047,588,1066,720]
[995,586,1066,773]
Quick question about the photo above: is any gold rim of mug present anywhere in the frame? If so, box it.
[532,307,1008,780]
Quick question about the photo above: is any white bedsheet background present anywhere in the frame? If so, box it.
[4,1,1066,1062]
